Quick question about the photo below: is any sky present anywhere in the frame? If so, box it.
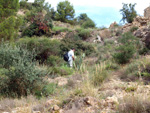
[28,0,150,27]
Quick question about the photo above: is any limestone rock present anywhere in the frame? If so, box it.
[145,32,150,48]
[53,105,60,111]
[144,6,150,18]
[109,21,117,28]
[45,99,60,108]
[84,96,99,107]
[99,29,111,39]
[55,77,68,86]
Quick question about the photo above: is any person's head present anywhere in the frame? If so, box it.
[72,48,75,52]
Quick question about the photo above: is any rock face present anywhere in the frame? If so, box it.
[99,29,111,39]
[122,16,149,33]
[133,16,149,27]
[145,32,150,48]
[109,21,117,28]
[144,6,150,18]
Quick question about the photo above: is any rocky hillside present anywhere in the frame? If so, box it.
[2,4,150,113]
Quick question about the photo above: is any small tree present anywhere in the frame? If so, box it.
[77,13,96,28]
[120,3,137,23]
[22,0,53,37]
[78,13,88,23]
[0,0,19,21]
[113,32,139,64]
[0,0,22,41]
[55,0,75,23]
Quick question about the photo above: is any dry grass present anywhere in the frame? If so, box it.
[0,95,47,113]
[118,95,150,113]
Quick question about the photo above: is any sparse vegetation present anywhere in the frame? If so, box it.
[1,0,150,113]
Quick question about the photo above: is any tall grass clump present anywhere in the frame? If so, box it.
[113,32,140,64]
[91,63,108,86]
[0,43,47,97]
[118,95,150,113]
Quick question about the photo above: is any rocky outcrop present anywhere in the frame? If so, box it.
[145,32,150,48]
[99,29,111,39]
[133,16,149,27]
[144,6,150,18]
[109,21,117,29]
[122,16,150,33]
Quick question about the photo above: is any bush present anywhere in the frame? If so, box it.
[46,55,64,66]
[113,32,139,64]
[0,16,22,41]
[113,44,136,64]
[20,0,32,10]
[0,43,47,97]
[22,10,53,37]
[49,66,73,76]
[35,83,57,98]
[78,29,91,40]
[130,26,138,32]
[60,38,95,56]
[81,19,96,28]
[17,38,61,63]
[52,26,71,32]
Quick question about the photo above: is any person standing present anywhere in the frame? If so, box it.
[68,48,75,68]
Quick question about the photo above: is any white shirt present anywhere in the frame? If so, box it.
[68,50,74,61]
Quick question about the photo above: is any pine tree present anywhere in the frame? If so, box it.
[0,0,22,41]
[55,0,75,23]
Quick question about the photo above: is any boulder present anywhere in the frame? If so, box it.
[99,29,111,39]
[109,21,117,28]
[32,105,44,113]
[45,99,60,108]
[144,7,150,18]
[55,77,68,86]
[53,105,60,111]
[84,96,99,107]
[145,32,150,48]
[134,30,143,38]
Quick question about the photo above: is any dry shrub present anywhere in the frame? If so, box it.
[118,95,150,113]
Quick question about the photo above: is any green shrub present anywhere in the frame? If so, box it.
[46,55,64,66]
[49,66,73,76]
[113,44,136,64]
[42,83,57,95]
[78,29,91,40]
[139,46,149,55]
[81,19,96,28]
[130,26,138,32]
[22,8,53,37]
[17,38,62,64]
[20,0,32,10]
[113,32,139,64]
[0,43,47,97]
[35,83,57,98]
[18,38,61,55]
[60,38,95,56]
[0,16,22,41]
[52,26,71,32]
[22,23,38,37]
